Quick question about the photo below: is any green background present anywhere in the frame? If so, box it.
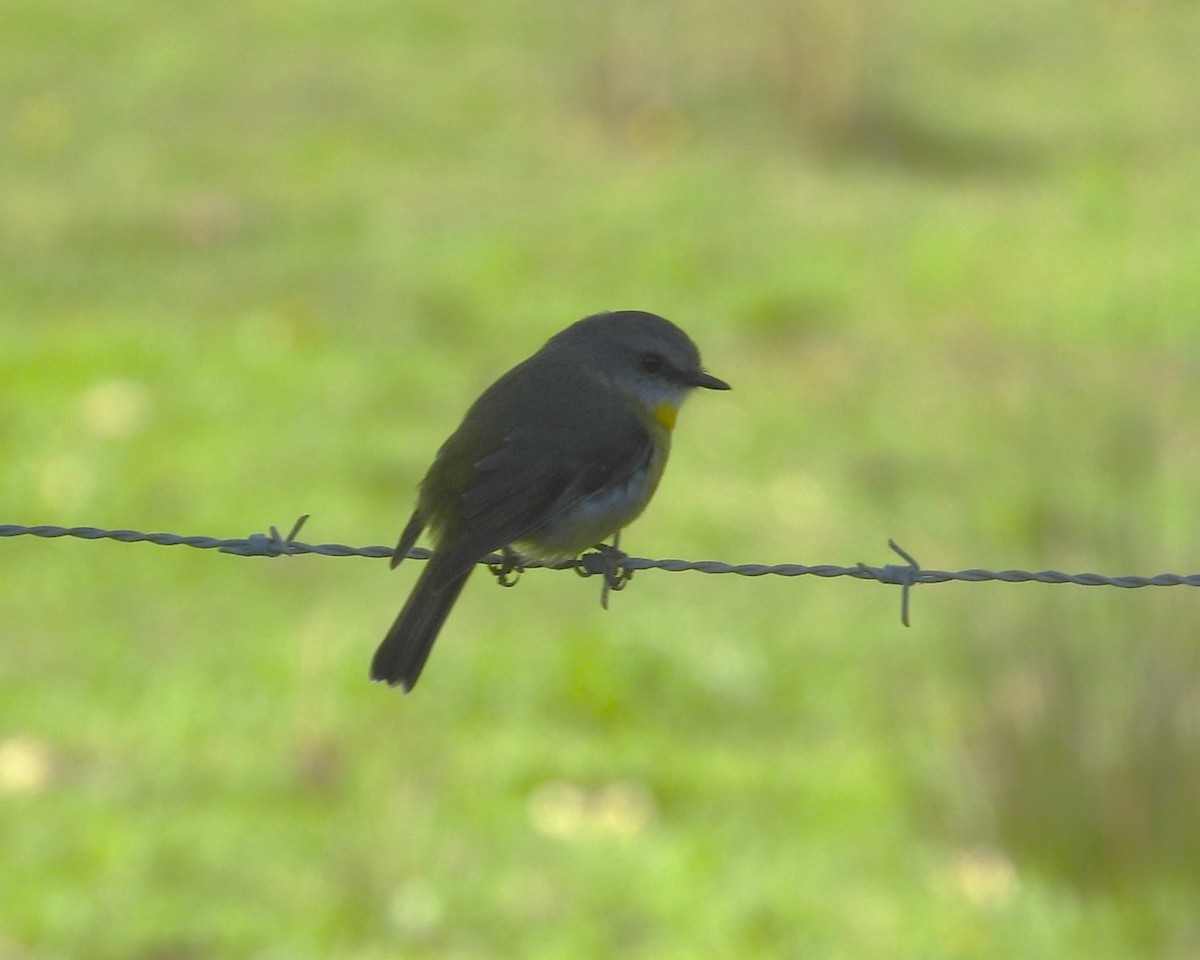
[3,1,1200,956]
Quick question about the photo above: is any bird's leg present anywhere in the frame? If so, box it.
[488,545,525,587]
[575,530,633,609]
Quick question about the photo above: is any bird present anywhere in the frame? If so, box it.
[370,310,730,692]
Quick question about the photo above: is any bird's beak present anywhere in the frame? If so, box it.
[689,370,731,391]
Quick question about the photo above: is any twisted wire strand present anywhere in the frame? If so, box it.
[2,520,1196,588]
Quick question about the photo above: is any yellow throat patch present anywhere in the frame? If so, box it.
[653,403,678,431]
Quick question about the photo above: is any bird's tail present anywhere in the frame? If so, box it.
[370,552,474,692]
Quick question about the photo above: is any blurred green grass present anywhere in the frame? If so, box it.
[3,1,1200,957]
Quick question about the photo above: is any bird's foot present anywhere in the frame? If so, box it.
[575,535,633,609]
[488,546,525,587]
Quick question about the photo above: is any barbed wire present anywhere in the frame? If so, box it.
[3,517,1198,627]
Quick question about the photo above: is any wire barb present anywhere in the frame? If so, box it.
[856,539,920,626]
[224,514,311,557]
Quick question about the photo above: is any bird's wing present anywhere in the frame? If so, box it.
[463,417,653,532]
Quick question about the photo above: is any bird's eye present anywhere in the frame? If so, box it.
[640,352,666,374]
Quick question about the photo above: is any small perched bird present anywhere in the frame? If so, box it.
[371,310,730,692]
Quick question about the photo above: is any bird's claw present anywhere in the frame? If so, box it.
[575,537,633,609]
[489,547,525,587]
